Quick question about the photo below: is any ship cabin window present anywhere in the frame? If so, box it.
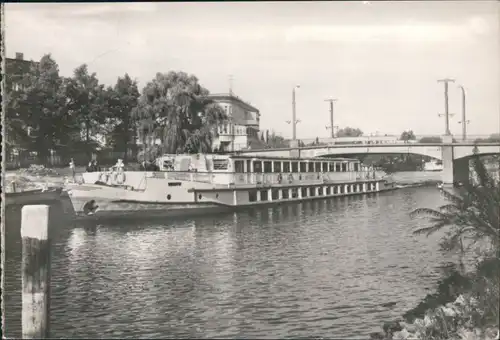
[213,159,229,170]
[272,189,279,200]
[273,161,281,173]
[291,162,298,173]
[315,163,321,172]
[282,189,289,199]
[329,163,335,172]
[246,160,251,173]
[263,161,272,173]
[308,162,314,172]
[309,187,315,196]
[326,186,331,195]
[300,162,307,172]
[353,163,360,172]
[260,190,269,201]
[301,187,308,197]
[234,160,245,173]
[322,162,328,172]
[291,188,298,198]
[249,190,257,202]
[342,163,348,172]
[253,161,263,173]
[283,162,291,173]
[335,163,341,172]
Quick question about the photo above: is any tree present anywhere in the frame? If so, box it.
[105,74,140,162]
[419,136,443,144]
[266,131,289,149]
[133,71,226,155]
[65,64,108,158]
[410,155,500,257]
[400,130,416,141]
[5,54,70,164]
[337,127,363,137]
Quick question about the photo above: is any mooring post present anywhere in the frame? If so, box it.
[21,205,51,339]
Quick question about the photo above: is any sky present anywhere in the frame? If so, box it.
[4,1,500,139]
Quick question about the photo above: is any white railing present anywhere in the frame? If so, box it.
[81,170,381,189]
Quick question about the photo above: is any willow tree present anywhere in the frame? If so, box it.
[133,71,226,157]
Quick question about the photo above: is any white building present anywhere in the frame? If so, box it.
[208,93,260,152]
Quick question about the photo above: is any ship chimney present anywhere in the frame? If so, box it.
[15,52,24,60]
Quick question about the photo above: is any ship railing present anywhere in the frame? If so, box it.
[81,170,380,189]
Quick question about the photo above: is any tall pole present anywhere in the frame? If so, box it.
[458,85,469,141]
[325,98,337,138]
[292,85,300,140]
[229,75,233,96]
[437,78,455,136]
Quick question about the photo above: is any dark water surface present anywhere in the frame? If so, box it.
[4,187,461,338]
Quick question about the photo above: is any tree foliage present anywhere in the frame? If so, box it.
[64,64,108,156]
[400,130,416,141]
[133,71,226,156]
[337,127,363,137]
[410,156,500,256]
[5,54,70,163]
[105,74,140,161]
[419,136,443,144]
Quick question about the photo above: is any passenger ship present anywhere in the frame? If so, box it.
[66,154,393,220]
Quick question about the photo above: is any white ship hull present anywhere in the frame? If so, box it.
[67,172,387,222]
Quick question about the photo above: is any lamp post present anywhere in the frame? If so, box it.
[437,78,455,136]
[325,98,337,138]
[457,85,469,141]
[291,85,300,140]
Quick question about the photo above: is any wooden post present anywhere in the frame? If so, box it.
[21,205,51,339]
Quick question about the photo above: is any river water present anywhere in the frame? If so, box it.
[4,185,464,339]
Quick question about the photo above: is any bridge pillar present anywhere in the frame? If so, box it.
[290,140,300,158]
[453,158,470,185]
[441,135,454,186]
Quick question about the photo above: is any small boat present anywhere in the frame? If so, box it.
[66,153,389,221]
[5,187,65,206]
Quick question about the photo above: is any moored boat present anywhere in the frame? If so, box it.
[66,153,389,221]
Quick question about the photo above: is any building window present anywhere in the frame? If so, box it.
[282,189,289,199]
[309,187,315,197]
[291,188,298,198]
[272,189,279,200]
[326,186,331,195]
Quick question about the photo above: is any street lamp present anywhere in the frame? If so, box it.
[291,85,300,140]
[457,85,469,142]
[325,98,338,138]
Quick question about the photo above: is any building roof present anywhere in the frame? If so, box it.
[207,93,260,113]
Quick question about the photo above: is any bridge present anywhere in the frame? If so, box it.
[239,139,500,185]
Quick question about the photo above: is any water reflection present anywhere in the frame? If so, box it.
[4,187,461,338]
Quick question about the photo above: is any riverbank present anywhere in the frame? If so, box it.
[371,257,499,340]
[371,162,499,340]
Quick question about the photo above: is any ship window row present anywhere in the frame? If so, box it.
[234,160,361,173]
[248,183,377,202]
